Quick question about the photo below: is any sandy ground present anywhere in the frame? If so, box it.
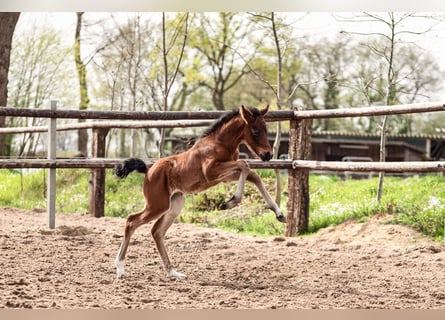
[1,207,445,309]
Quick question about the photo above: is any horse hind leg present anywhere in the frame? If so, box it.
[115,207,161,278]
[151,193,186,279]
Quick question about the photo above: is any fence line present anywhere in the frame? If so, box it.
[1,101,445,235]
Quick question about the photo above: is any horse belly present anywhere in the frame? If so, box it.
[172,172,216,194]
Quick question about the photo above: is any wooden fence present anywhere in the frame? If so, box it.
[0,101,445,236]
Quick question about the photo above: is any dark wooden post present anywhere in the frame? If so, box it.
[286,118,312,236]
[89,127,109,217]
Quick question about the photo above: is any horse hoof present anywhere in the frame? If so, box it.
[276,214,286,223]
[168,269,187,279]
[219,195,236,210]
[219,202,229,210]
[115,259,125,278]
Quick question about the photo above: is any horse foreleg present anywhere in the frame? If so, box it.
[151,193,186,279]
[247,171,286,223]
[218,161,250,210]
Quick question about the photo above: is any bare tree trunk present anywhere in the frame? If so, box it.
[159,12,169,158]
[74,12,90,157]
[89,128,109,217]
[273,122,282,205]
[0,12,20,156]
[377,115,388,201]
[377,13,396,202]
[271,12,283,206]
[159,12,189,158]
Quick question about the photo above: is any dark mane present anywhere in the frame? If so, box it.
[199,106,260,139]
[200,109,239,139]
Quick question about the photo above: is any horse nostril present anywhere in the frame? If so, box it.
[261,152,272,161]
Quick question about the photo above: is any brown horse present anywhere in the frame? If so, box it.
[114,105,285,279]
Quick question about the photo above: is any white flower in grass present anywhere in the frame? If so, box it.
[429,196,441,207]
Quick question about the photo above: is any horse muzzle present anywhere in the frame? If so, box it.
[260,152,272,162]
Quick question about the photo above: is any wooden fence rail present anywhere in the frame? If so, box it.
[1,101,443,121]
[0,120,215,134]
[0,106,293,121]
[293,101,445,119]
[1,101,445,236]
[1,158,444,172]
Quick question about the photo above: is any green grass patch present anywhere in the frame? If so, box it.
[0,169,47,209]
[0,169,145,217]
[308,175,385,233]
[309,174,445,240]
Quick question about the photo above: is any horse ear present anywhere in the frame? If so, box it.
[260,104,269,116]
[240,105,253,124]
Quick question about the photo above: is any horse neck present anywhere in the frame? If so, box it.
[215,116,245,151]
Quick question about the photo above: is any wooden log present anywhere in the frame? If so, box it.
[294,101,445,119]
[0,107,223,120]
[0,107,294,121]
[89,128,109,218]
[1,158,445,172]
[291,160,445,172]
[47,101,57,229]
[5,102,443,123]
[0,102,443,124]
[0,120,215,134]
[0,158,288,169]
[0,107,293,121]
[286,119,312,236]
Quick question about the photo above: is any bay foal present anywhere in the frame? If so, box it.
[114,105,285,279]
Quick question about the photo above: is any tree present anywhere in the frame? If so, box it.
[92,13,155,157]
[190,12,253,110]
[90,13,191,157]
[248,12,302,205]
[295,35,354,131]
[74,12,90,157]
[337,12,441,201]
[158,12,189,157]
[7,23,72,156]
[0,12,20,156]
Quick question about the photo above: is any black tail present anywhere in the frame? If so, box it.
[115,158,148,178]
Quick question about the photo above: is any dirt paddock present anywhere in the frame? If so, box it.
[1,207,445,309]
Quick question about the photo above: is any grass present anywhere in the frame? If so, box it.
[309,174,445,240]
[0,168,145,217]
[0,168,444,240]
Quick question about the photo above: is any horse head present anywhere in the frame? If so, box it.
[240,105,272,162]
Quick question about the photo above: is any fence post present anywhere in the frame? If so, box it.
[286,118,312,236]
[47,100,57,229]
[89,127,109,217]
